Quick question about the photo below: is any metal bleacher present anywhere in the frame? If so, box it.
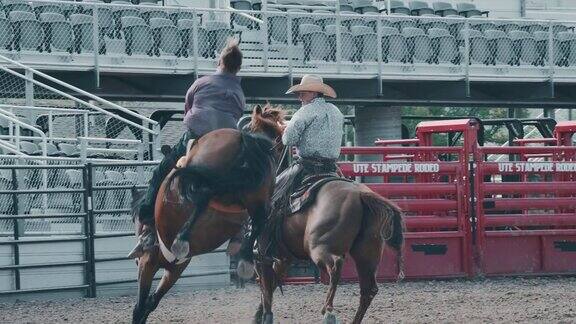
[0,0,574,83]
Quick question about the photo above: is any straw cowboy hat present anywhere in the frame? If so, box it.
[285,74,337,98]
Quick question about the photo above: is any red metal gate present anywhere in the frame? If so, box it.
[282,119,576,282]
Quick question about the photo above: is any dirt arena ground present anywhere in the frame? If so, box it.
[1,277,575,323]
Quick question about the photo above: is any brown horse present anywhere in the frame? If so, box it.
[249,106,405,324]
[131,129,277,324]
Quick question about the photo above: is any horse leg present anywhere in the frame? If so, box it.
[132,251,160,324]
[349,235,383,324]
[145,259,191,317]
[254,259,280,324]
[238,202,268,279]
[310,248,344,323]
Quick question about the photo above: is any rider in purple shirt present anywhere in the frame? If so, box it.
[129,39,245,258]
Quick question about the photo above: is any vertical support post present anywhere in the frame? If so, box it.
[24,70,34,123]
[152,123,161,161]
[569,109,573,121]
[92,4,100,89]
[80,137,88,163]
[463,19,471,98]
[10,168,20,291]
[83,163,97,298]
[335,5,341,74]
[48,110,53,143]
[192,9,199,81]
[286,12,293,80]
[83,111,89,138]
[262,0,269,72]
[547,21,555,98]
[376,17,383,96]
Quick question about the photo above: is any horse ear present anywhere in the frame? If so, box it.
[253,105,262,115]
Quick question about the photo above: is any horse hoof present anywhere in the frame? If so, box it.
[171,239,189,260]
[237,259,255,280]
[323,311,338,324]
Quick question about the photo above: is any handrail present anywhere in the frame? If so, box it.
[0,108,48,157]
[0,54,158,134]
[226,6,263,24]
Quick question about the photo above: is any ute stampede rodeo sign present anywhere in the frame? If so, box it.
[352,163,440,173]
[497,162,576,173]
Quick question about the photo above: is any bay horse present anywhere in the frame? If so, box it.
[131,129,277,324]
[249,105,405,324]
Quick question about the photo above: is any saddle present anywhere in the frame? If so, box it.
[289,174,352,213]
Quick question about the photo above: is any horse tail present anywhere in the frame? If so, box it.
[166,132,274,259]
[359,191,405,280]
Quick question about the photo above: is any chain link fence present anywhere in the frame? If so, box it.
[2,0,575,79]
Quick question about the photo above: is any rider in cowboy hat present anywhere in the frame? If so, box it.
[129,38,245,258]
[272,74,344,217]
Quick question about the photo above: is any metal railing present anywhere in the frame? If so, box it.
[0,161,232,298]
[2,0,575,86]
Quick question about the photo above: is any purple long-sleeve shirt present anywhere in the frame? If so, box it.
[183,70,245,136]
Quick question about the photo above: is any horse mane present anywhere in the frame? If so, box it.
[250,103,286,140]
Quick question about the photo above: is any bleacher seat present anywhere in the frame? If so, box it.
[446,15,465,38]
[557,31,576,66]
[351,25,376,62]
[496,21,520,33]
[432,2,457,17]
[469,17,496,32]
[230,0,254,29]
[509,30,538,66]
[104,170,124,182]
[150,17,181,56]
[19,141,39,155]
[39,13,74,53]
[33,2,63,17]
[289,9,313,44]
[419,14,448,31]
[70,13,103,54]
[299,23,329,62]
[268,8,288,44]
[428,27,458,64]
[111,0,140,38]
[3,0,33,14]
[177,18,209,58]
[123,170,138,184]
[523,22,546,34]
[81,6,115,39]
[169,10,198,25]
[10,11,44,52]
[460,28,490,65]
[389,0,410,15]
[35,142,61,156]
[485,29,514,65]
[313,10,336,30]
[352,0,377,14]
[340,12,365,31]
[65,169,82,188]
[206,21,237,58]
[122,16,153,56]
[325,24,355,61]
[403,27,432,63]
[380,26,407,63]
[553,24,569,35]
[0,12,13,51]
[456,2,488,18]
[58,143,80,157]
[140,6,168,23]
[409,1,434,16]
[339,0,354,13]
[389,13,417,31]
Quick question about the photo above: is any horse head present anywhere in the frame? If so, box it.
[249,103,286,157]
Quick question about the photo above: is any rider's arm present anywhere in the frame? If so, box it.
[184,82,199,115]
[282,107,312,146]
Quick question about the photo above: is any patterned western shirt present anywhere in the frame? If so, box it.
[282,97,344,160]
